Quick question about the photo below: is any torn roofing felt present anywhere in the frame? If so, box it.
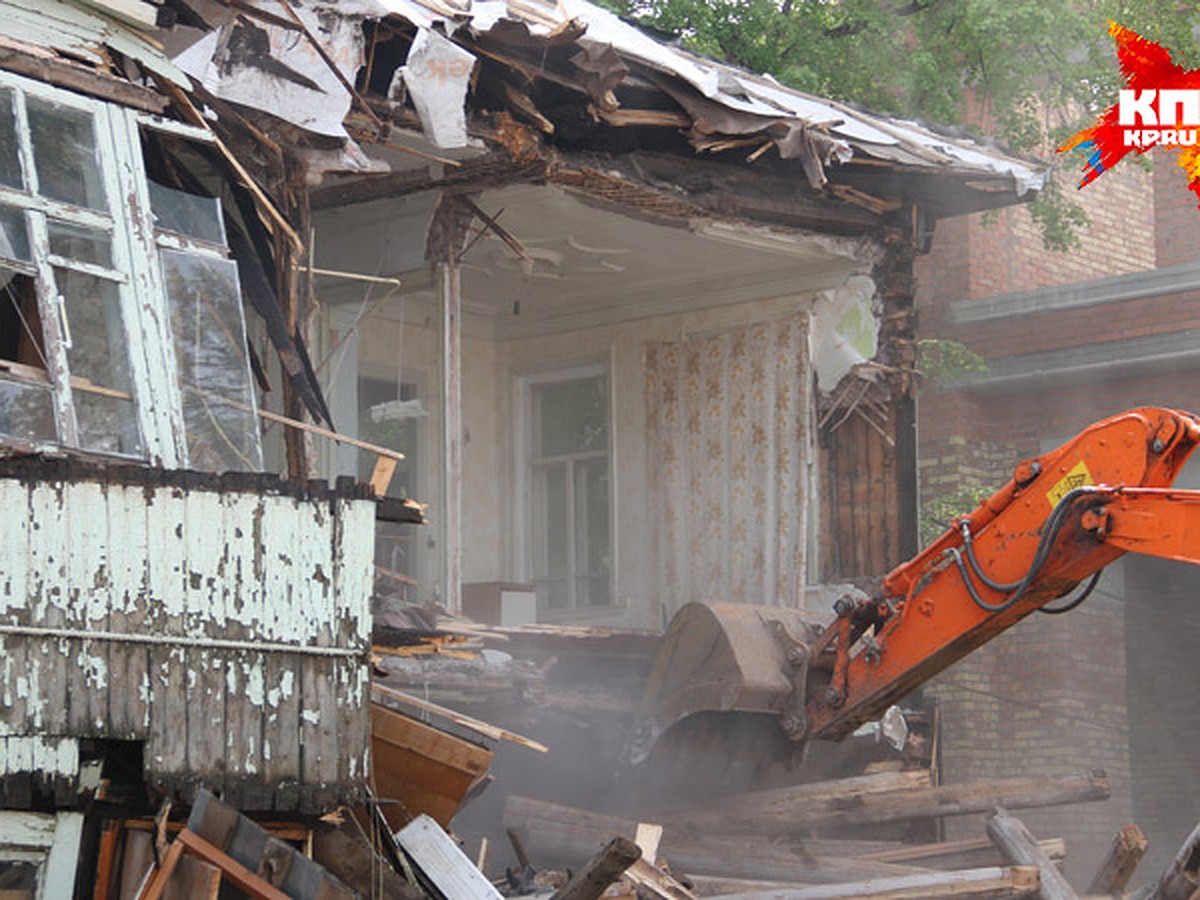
[158,0,1046,214]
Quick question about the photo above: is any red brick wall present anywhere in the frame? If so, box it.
[911,158,1200,885]
[1154,158,1200,267]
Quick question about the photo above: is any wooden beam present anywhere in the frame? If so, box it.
[665,770,1110,834]
[1086,823,1146,896]
[703,865,1040,899]
[662,769,933,836]
[859,836,1065,872]
[0,45,167,113]
[549,836,641,900]
[985,808,1077,900]
[173,830,290,900]
[502,795,929,886]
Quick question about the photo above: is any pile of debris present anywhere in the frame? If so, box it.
[357,618,1199,900]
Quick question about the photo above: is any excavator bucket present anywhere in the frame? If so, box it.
[627,602,823,766]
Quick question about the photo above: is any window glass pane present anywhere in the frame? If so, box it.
[148,180,226,245]
[55,268,141,456]
[0,379,55,443]
[534,463,569,609]
[536,375,607,457]
[0,87,22,189]
[27,98,106,210]
[0,206,29,262]
[575,458,611,606]
[47,220,112,268]
[161,249,263,472]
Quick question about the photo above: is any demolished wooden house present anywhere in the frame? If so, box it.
[0,0,1059,895]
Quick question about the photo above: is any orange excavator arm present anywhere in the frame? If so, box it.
[806,406,1200,742]
[633,407,1200,763]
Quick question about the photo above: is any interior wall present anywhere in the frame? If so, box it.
[319,288,823,628]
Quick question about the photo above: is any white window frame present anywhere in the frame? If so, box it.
[0,811,83,900]
[0,71,186,463]
[0,71,266,472]
[515,360,615,613]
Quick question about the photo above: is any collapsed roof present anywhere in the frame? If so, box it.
[11,0,1045,225]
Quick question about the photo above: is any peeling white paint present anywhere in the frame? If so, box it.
[0,736,78,780]
[3,472,374,799]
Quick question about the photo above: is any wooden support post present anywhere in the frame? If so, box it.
[437,258,462,615]
[549,836,641,900]
[1086,823,1147,896]
[985,807,1078,900]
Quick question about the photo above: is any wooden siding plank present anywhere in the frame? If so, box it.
[226,488,265,809]
[260,496,300,809]
[107,482,149,739]
[334,498,372,791]
[145,477,189,784]
[29,477,67,735]
[185,489,226,795]
[0,478,31,734]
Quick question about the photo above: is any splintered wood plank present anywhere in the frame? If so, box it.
[549,836,641,900]
[371,703,493,830]
[1086,823,1146,896]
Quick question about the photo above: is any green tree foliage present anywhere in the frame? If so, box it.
[598,0,1200,248]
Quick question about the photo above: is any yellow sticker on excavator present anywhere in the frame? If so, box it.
[1046,461,1094,508]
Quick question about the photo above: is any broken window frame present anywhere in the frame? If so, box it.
[139,116,264,473]
[0,71,185,463]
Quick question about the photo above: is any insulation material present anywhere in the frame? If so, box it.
[810,274,879,393]
[399,27,478,149]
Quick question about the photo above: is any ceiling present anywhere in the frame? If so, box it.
[313,183,867,341]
